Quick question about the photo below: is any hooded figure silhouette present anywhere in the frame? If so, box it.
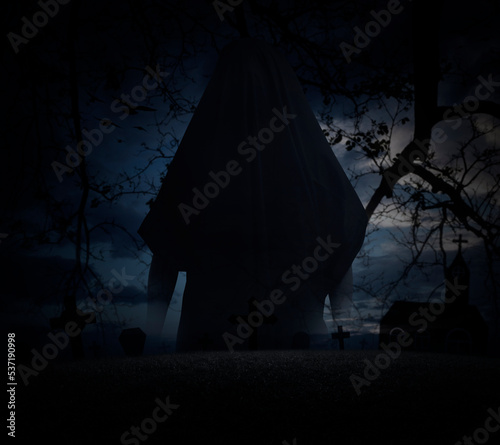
[139,39,367,351]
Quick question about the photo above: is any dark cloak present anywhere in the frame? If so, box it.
[138,39,367,351]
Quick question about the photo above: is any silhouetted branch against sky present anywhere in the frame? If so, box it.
[2,0,499,352]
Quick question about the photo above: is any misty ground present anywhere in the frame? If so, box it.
[18,350,500,444]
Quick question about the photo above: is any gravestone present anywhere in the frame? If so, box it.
[119,328,146,356]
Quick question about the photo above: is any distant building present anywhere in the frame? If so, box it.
[379,236,488,355]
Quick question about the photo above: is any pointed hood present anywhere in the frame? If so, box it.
[138,38,367,290]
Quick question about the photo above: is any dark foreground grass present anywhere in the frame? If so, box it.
[17,351,500,444]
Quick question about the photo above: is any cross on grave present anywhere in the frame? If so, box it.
[228,297,278,350]
[50,295,96,359]
[452,234,468,254]
[332,325,350,350]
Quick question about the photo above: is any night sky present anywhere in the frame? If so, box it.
[2,0,500,359]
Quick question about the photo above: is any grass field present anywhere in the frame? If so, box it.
[17,350,500,444]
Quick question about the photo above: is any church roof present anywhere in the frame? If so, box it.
[448,250,469,271]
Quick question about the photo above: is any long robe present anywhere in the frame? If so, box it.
[138,38,367,351]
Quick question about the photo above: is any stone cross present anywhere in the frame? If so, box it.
[331,325,350,350]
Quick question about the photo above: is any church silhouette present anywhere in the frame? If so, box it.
[379,236,488,355]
